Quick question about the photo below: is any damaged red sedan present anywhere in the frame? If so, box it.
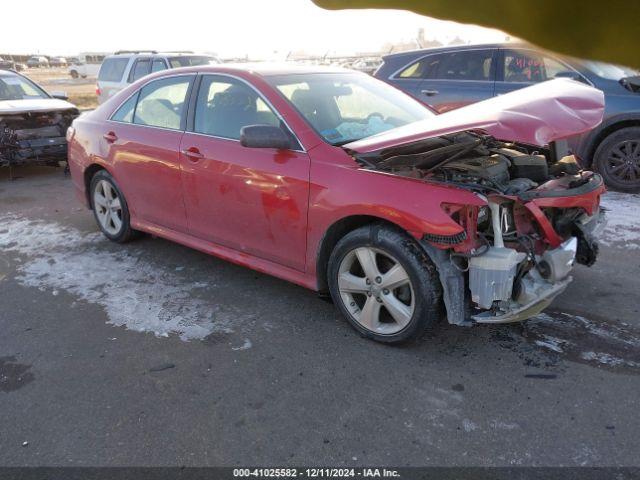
[67,65,606,343]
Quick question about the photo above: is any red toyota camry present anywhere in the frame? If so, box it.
[68,64,606,343]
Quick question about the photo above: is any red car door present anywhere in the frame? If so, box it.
[179,74,310,271]
[106,75,194,231]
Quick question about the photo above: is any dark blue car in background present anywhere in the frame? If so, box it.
[375,43,640,192]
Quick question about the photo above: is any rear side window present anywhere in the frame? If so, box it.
[397,57,431,78]
[398,50,494,81]
[151,59,168,73]
[111,93,138,123]
[168,56,218,68]
[129,58,151,83]
[133,76,191,130]
[98,57,129,82]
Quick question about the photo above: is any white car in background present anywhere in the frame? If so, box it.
[26,56,49,68]
[95,51,219,103]
[68,52,110,79]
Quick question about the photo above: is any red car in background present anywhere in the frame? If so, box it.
[68,65,605,343]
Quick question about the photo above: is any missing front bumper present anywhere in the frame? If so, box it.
[471,276,572,324]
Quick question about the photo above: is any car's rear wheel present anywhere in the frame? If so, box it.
[328,225,442,344]
[90,170,137,243]
[70,70,79,79]
[594,127,640,193]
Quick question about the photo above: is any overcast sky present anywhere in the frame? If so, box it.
[2,0,507,58]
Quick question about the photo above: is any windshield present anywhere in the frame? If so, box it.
[583,61,640,80]
[268,72,434,145]
[0,73,48,101]
[168,56,219,68]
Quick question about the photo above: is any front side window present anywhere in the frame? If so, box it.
[129,58,151,83]
[194,75,280,139]
[0,73,48,100]
[270,73,433,145]
[503,50,576,83]
[133,76,191,130]
[99,57,129,82]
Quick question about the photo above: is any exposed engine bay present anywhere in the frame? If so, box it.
[0,108,78,168]
[354,131,599,196]
[352,131,606,325]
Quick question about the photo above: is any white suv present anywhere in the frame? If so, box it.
[96,51,219,104]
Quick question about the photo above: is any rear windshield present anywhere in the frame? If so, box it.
[168,56,218,68]
[99,57,130,82]
[0,73,48,100]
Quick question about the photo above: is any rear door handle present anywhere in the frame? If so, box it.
[103,131,118,143]
[181,147,204,161]
[421,89,439,96]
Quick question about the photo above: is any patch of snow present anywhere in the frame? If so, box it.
[0,214,238,341]
[232,338,252,351]
[599,192,640,249]
[580,351,639,368]
[462,419,478,432]
[533,335,568,353]
[489,420,519,430]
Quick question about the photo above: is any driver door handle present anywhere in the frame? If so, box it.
[421,89,439,96]
[103,131,118,143]
[181,147,204,161]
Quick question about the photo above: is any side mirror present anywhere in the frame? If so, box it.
[240,125,291,149]
[50,91,69,100]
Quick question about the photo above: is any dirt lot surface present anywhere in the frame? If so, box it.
[1,165,640,466]
[22,67,98,109]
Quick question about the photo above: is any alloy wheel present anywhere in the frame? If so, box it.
[93,180,123,235]
[337,247,415,335]
[605,140,640,184]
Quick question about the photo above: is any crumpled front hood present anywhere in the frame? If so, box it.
[344,79,605,154]
[0,98,78,115]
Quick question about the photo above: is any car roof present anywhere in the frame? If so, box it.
[163,62,355,77]
[109,52,216,57]
[382,42,530,59]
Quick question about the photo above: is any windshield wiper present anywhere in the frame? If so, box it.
[332,138,360,147]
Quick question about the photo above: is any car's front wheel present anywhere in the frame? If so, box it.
[90,170,137,243]
[594,127,640,193]
[328,225,442,344]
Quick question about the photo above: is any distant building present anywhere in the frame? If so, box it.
[381,28,443,54]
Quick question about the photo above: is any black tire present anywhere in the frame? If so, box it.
[327,224,442,344]
[89,170,138,243]
[70,70,79,79]
[593,127,640,193]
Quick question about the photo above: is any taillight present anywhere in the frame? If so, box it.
[95,85,101,96]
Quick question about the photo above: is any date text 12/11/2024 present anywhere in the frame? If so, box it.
[233,468,401,478]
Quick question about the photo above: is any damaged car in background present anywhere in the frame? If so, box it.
[67,66,605,343]
[1,70,79,175]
